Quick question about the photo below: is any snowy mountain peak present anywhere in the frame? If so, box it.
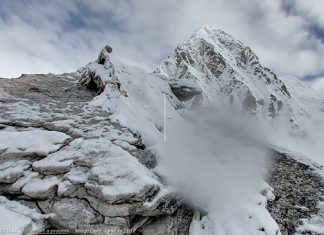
[156,25,290,98]
[190,25,262,71]
[154,26,324,134]
[191,25,231,39]
[191,25,243,47]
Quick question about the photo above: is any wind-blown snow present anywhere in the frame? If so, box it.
[83,49,281,234]
[155,107,280,235]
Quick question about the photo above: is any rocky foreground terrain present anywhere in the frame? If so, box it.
[0,74,193,234]
[1,72,323,235]
[267,152,324,235]
[0,26,324,235]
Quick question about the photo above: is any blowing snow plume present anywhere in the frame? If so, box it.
[156,106,281,235]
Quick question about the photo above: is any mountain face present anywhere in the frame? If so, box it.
[0,26,324,235]
[154,26,322,136]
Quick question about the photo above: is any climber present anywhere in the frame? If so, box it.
[105,45,112,53]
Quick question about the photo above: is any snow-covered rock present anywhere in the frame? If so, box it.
[0,196,49,235]
[0,160,30,183]
[47,198,103,231]
[0,128,71,156]
[0,72,190,234]
[22,176,60,199]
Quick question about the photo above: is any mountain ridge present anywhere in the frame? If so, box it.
[154,25,323,136]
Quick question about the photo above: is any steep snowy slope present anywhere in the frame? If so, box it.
[154,25,323,136]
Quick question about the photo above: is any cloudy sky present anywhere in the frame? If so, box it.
[1,0,324,88]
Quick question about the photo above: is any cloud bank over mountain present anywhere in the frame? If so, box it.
[1,0,324,82]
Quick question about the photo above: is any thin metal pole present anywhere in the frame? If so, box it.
[164,94,167,142]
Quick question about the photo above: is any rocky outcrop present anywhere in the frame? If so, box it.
[267,152,324,235]
[168,79,202,101]
[79,45,120,94]
[0,74,193,234]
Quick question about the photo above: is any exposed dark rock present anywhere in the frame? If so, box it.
[267,152,324,235]
[105,45,113,53]
[79,70,104,93]
[175,47,195,66]
[243,90,257,113]
[281,84,290,97]
[131,149,157,169]
[170,86,202,102]
[139,205,193,235]
[198,39,226,77]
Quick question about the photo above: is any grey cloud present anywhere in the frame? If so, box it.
[1,0,324,83]
[310,77,324,89]
[281,0,324,42]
